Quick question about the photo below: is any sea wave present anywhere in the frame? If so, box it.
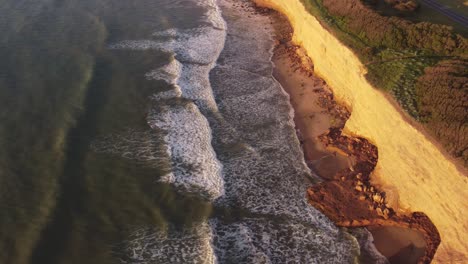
[108,0,363,262]
[147,102,223,199]
[210,218,359,263]
[106,0,226,200]
[117,223,216,264]
[211,0,333,228]
[206,0,359,261]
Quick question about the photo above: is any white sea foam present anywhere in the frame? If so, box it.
[106,0,227,200]
[149,88,183,101]
[146,59,183,100]
[109,27,225,65]
[147,102,223,200]
[207,0,337,231]
[210,218,359,263]
[206,0,360,260]
[111,0,363,262]
[118,223,216,264]
[349,228,390,264]
[145,58,182,84]
[195,0,226,30]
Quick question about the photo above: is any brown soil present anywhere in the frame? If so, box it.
[262,5,442,264]
[308,128,440,264]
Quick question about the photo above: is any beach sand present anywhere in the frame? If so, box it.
[271,36,353,181]
[369,226,426,264]
[267,11,430,263]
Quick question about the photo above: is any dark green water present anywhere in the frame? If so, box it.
[0,0,379,263]
[0,1,211,263]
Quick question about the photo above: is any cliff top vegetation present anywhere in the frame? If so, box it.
[300,0,468,165]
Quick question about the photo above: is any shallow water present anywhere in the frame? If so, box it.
[1,0,362,263]
[368,226,426,264]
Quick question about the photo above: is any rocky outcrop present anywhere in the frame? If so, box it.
[308,127,440,263]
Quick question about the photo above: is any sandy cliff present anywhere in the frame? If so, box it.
[254,0,468,262]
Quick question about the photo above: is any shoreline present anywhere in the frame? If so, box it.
[263,5,441,263]
[253,0,467,262]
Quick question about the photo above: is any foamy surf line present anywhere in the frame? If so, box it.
[116,222,216,264]
[107,0,226,201]
[205,0,362,262]
[211,0,330,226]
[105,2,226,261]
[106,0,366,263]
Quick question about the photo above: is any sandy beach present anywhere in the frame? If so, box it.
[265,9,436,263]
[254,1,468,262]
[271,34,352,181]
[368,226,426,264]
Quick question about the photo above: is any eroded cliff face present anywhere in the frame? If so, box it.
[254,0,468,262]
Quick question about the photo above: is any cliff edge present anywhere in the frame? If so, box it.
[254,0,468,262]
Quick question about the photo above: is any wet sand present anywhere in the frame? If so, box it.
[266,9,435,263]
[272,43,354,180]
[368,226,426,264]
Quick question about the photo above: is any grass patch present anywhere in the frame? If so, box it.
[299,0,467,119]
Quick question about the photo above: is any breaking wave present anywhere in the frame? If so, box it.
[104,0,363,262]
[210,0,334,229]
[105,0,226,200]
[147,102,223,199]
[208,0,358,261]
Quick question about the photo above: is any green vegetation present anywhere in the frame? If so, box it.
[299,0,467,118]
[415,59,468,165]
[299,0,468,162]
[366,50,441,119]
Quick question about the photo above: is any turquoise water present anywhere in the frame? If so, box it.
[1,0,367,263]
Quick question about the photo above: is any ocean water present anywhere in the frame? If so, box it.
[0,0,363,263]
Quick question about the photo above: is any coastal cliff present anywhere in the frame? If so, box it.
[254,0,468,262]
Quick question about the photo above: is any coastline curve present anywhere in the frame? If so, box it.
[254,0,468,262]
